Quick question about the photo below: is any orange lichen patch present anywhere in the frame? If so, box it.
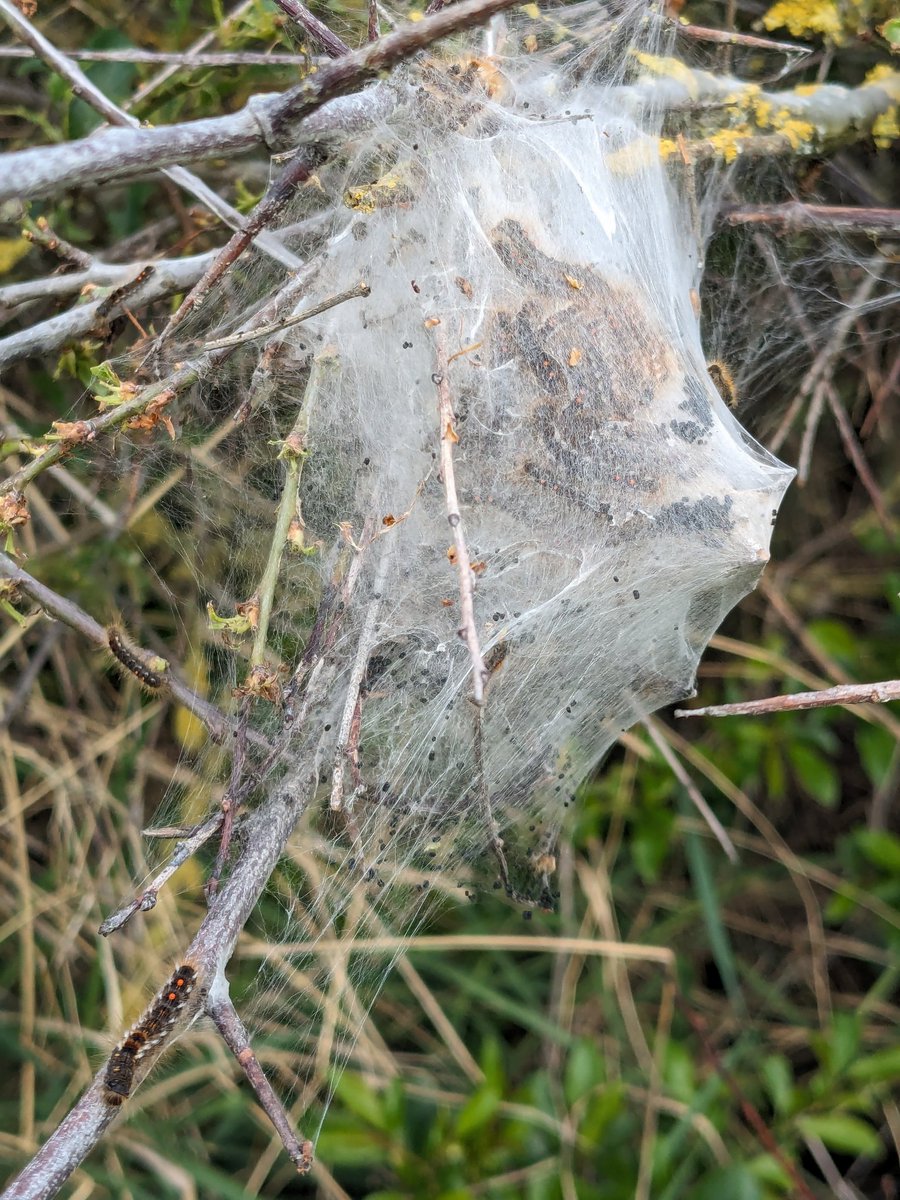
[568,348,583,367]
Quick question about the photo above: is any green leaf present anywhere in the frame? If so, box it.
[847,1045,900,1085]
[796,1113,882,1157]
[565,1038,604,1105]
[854,830,900,876]
[855,726,895,791]
[787,743,839,808]
[579,1085,625,1143]
[761,1054,795,1116]
[455,1085,501,1137]
[692,1166,762,1200]
[880,17,900,48]
[330,1072,390,1131]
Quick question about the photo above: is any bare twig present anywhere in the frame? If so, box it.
[3,787,308,1200]
[0,46,318,66]
[719,202,900,236]
[272,0,351,58]
[200,282,369,352]
[0,251,216,369]
[675,23,812,58]
[20,215,92,269]
[432,334,488,706]
[824,382,894,536]
[206,981,314,1172]
[98,811,226,936]
[676,679,900,719]
[0,0,300,270]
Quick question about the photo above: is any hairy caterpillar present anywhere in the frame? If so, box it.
[707,359,738,410]
[103,965,197,1106]
[107,626,167,691]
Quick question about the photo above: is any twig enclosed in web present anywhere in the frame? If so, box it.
[159,0,524,337]
[676,679,900,719]
[0,0,300,270]
[248,349,342,667]
[201,282,370,352]
[431,335,488,706]
[273,0,351,58]
[329,530,393,812]
[206,983,314,1172]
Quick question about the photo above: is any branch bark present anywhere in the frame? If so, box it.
[1,787,308,1200]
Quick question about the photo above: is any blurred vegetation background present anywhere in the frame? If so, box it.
[0,0,898,1198]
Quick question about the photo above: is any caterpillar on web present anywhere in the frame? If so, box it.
[107,626,168,691]
[103,965,197,1106]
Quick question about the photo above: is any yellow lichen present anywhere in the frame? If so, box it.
[633,51,699,98]
[762,0,844,41]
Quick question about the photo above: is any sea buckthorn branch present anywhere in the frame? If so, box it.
[0,550,258,748]
[0,0,300,270]
[3,786,311,1200]
[4,0,526,206]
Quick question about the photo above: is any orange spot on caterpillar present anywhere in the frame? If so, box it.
[103,965,197,1106]
[107,627,167,691]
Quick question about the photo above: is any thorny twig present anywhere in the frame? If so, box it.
[98,811,226,936]
[3,788,310,1200]
[676,679,900,719]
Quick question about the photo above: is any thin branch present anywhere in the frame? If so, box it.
[675,679,900,719]
[0,46,319,66]
[0,551,258,747]
[272,0,351,58]
[0,0,300,269]
[675,23,811,57]
[432,332,488,706]
[3,788,308,1200]
[206,982,314,1172]
[719,202,900,236]
[98,811,226,936]
[200,282,369,352]
[125,0,257,109]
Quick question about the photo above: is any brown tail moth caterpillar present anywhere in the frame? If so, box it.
[107,626,168,691]
[103,965,197,1106]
